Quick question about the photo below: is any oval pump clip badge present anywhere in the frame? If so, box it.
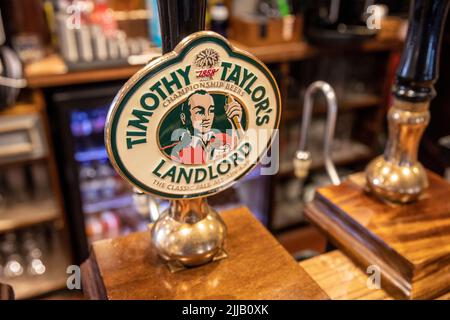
[105,31,281,199]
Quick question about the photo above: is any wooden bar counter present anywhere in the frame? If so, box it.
[81,207,328,300]
[77,206,450,300]
[305,172,450,299]
[300,250,450,300]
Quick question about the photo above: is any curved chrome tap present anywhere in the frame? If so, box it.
[293,81,340,185]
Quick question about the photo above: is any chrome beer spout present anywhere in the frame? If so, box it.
[293,81,340,186]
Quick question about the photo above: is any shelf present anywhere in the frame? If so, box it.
[232,38,401,64]
[25,54,143,88]
[0,102,43,116]
[24,38,401,89]
[282,94,381,121]
[0,197,60,233]
[6,266,68,300]
[0,155,49,169]
[0,233,72,299]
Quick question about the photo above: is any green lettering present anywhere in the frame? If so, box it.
[256,114,270,126]
[127,109,153,131]
[161,165,177,182]
[244,75,257,95]
[251,86,266,102]
[150,81,167,99]
[240,68,255,88]
[127,137,146,149]
[208,165,218,180]
[220,62,232,80]
[176,65,191,86]
[152,159,166,177]
[255,97,270,116]
[226,65,241,85]
[140,92,159,110]
[230,152,244,167]
[239,142,252,157]
[194,168,207,183]
[217,162,231,175]
[161,71,182,95]
[176,167,193,184]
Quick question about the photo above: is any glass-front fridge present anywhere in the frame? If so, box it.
[47,82,167,263]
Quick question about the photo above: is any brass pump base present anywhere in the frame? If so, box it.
[150,198,227,270]
[365,98,430,203]
[366,155,428,203]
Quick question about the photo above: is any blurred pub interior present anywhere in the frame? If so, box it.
[0,0,448,299]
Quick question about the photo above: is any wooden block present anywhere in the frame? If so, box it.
[305,171,450,299]
[300,250,450,300]
[300,250,393,300]
[230,16,302,47]
[81,207,329,300]
[0,283,15,300]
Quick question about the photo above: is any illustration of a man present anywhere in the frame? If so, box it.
[163,90,243,164]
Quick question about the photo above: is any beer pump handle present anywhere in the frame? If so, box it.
[365,0,450,203]
[157,0,207,54]
[107,0,281,271]
[395,0,450,102]
[149,0,228,269]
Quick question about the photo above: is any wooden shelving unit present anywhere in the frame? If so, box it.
[23,39,401,88]
[25,54,143,88]
[1,230,72,300]
[232,38,401,63]
[0,198,60,233]
[0,94,73,299]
